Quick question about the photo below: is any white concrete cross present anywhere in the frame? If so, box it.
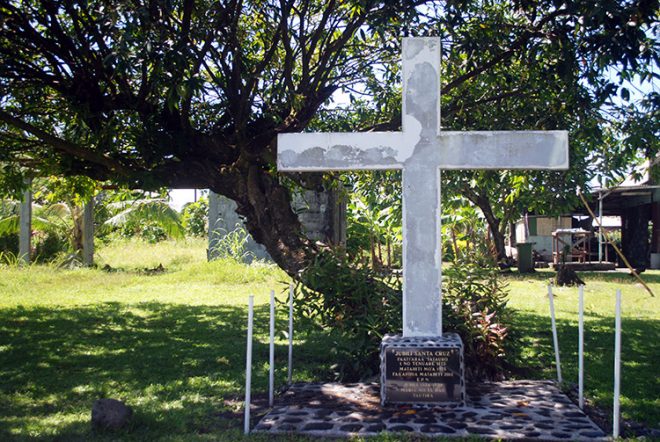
[278,37,568,337]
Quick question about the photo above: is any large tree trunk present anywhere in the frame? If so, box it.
[211,164,317,277]
[462,188,508,261]
[144,132,320,277]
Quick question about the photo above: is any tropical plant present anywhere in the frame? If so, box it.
[294,239,513,382]
[182,197,208,237]
[441,196,490,261]
[103,198,184,242]
[1,0,656,279]
[0,200,70,261]
[443,235,511,381]
[209,224,255,262]
[293,250,402,381]
[343,171,402,270]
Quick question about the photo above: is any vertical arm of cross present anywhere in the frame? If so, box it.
[400,38,443,337]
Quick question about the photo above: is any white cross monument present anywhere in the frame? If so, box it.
[279,37,568,405]
[278,37,568,341]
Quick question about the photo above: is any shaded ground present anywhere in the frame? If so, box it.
[0,301,335,441]
[0,244,657,440]
[254,381,606,440]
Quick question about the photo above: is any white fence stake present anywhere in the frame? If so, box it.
[578,285,585,409]
[613,289,622,438]
[244,295,254,435]
[269,290,275,407]
[288,283,294,385]
[548,284,562,383]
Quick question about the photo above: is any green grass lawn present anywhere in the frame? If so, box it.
[504,269,660,428]
[0,239,657,440]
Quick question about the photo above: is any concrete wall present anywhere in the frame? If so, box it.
[207,188,346,263]
[293,188,346,245]
[207,192,270,262]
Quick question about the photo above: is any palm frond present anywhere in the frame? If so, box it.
[40,203,71,219]
[0,215,19,235]
[103,199,184,239]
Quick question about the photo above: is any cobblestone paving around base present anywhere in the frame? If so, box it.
[254,381,607,440]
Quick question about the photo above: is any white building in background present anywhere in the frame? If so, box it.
[513,215,622,264]
[513,215,572,262]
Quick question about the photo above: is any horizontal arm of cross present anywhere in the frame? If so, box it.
[437,131,568,169]
[277,132,412,171]
[278,130,568,171]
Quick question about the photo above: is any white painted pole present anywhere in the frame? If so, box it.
[613,289,622,438]
[548,284,563,383]
[18,179,32,265]
[82,197,95,267]
[578,285,585,409]
[288,283,294,385]
[598,193,603,262]
[244,295,254,435]
[269,289,275,407]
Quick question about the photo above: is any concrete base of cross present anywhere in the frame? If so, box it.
[380,333,466,407]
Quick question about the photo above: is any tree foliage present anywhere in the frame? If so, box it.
[0,0,657,273]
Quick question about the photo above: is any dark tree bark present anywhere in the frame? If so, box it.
[621,204,651,270]
[461,186,509,261]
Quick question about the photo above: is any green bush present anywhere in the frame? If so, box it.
[209,225,255,262]
[32,230,69,262]
[140,222,168,243]
[443,242,510,381]
[182,198,208,237]
[295,251,401,381]
[296,244,512,382]
[0,233,18,255]
[119,220,168,243]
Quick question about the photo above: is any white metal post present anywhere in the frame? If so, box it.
[288,283,294,384]
[269,289,275,407]
[82,197,95,266]
[244,295,254,435]
[18,178,32,264]
[548,285,563,383]
[598,192,603,262]
[613,289,622,438]
[578,285,585,409]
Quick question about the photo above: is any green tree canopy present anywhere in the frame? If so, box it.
[0,0,657,273]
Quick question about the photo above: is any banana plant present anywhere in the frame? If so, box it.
[102,197,184,240]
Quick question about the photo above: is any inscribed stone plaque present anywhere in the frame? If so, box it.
[384,347,460,403]
[380,333,466,406]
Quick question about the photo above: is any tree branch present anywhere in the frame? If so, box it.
[442,8,569,94]
[0,110,128,175]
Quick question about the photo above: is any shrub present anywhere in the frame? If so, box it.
[0,233,18,255]
[33,229,69,262]
[139,221,168,243]
[209,225,255,262]
[294,251,401,381]
[443,241,510,381]
[295,243,512,382]
[182,198,208,237]
[119,220,168,243]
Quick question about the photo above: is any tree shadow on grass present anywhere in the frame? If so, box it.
[0,302,334,441]
[508,309,659,427]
